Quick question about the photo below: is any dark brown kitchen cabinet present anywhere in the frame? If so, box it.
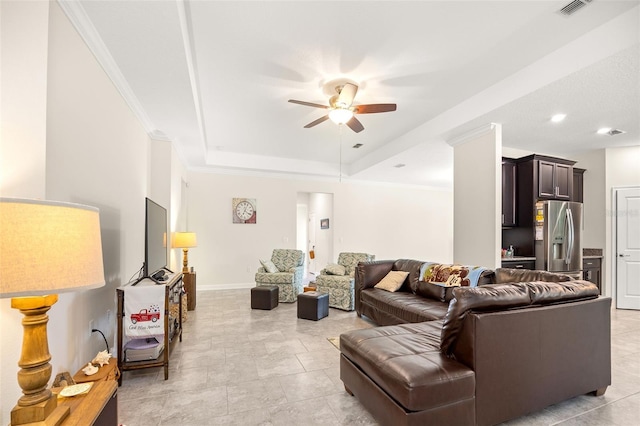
[502,158,517,227]
[573,168,585,203]
[583,257,601,294]
[501,259,535,270]
[538,159,572,200]
[505,154,577,257]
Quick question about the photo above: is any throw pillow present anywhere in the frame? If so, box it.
[324,263,346,276]
[374,271,409,292]
[260,259,279,273]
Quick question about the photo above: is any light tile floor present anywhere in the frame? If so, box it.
[118,290,640,425]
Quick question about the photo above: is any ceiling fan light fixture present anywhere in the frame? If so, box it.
[329,108,353,125]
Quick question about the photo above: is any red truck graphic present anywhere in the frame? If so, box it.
[130,308,160,324]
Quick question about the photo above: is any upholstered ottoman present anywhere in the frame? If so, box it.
[251,285,279,310]
[297,291,329,320]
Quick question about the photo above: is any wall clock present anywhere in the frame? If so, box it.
[232,198,257,224]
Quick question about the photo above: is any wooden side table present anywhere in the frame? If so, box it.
[183,271,196,311]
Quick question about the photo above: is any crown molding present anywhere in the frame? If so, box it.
[447,123,500,147]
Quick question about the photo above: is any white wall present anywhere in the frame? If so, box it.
[187,172,454,288]
[604,145,640,298]
[572,149,607,290]
[0,0,49,199]
[44,0,151,381]
[0,4,184,424]
[452,125,502,268]
[309,193,334,271]
[567,145,640,298]
[0,2,51,421]
[169,147,188,272]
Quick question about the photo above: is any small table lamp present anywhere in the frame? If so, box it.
[172,232,197,273]
[0,198,105,425]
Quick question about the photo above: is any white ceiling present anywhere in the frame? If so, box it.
[60,0,640,188]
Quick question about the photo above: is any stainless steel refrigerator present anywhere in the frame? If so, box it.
[534,200,583,278]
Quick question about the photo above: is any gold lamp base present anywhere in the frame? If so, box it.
[10,398,69,426]
[10,295,70,426]
[182,248,190,273]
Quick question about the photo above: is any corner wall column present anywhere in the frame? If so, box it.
[449,123,502,269]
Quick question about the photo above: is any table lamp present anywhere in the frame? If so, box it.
[172,232,197,273]
[0,198,105,425]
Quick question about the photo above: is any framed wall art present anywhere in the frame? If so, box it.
[232,198,257,224]
[320,218,329,229]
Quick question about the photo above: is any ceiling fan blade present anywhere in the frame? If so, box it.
[337,83,358,107]
[304,115,330,128]
[289,99,329,109]
[346,116,364,133]
[354,103,397,114]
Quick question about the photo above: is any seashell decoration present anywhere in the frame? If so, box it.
[82,362,98,376]
[92,350,112,367]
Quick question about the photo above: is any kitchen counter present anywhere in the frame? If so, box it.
[501,256,536,262]
[583,248,603,257]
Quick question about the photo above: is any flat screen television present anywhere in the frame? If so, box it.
[144,197,168,279]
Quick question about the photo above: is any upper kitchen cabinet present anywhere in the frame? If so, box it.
[517,154,575,201]
[573,168,585,203]
[502,158,517,227]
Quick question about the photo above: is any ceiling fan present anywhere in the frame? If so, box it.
[288,83,396,133]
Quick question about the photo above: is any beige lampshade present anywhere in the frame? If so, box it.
[172,232,197,248]
[0,198,105,298]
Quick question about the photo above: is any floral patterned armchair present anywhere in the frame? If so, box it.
[315,252,375,311]
[255,249,305,303]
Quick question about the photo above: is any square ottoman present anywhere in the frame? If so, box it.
[251,285,279,310]
[297,291,329,320]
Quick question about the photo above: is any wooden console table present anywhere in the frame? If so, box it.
[56,381,118,426]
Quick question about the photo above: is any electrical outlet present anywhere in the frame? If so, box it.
[89,320,94,338]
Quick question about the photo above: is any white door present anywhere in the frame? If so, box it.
[296,204,308,276]
[308,213,317,274]
[616,187,640,310]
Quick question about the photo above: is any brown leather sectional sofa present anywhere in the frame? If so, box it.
[340,259,611,426]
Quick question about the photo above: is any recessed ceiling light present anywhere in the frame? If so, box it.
[597,127,612,135]
[394,163,406,168]
[352,143,363,149]
[551,114,566,123]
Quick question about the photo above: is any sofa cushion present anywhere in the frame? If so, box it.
[324,263,346,276]
[494,268,572,284]
[525,280,599,305]
[338,252,375,275]
[374,271,409,292]
[391,259,425,293]
[440,281,600,355]
[254,271,296,284]
[361,288,449,323]
[416,281,455,303]
[340,321,475,412]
